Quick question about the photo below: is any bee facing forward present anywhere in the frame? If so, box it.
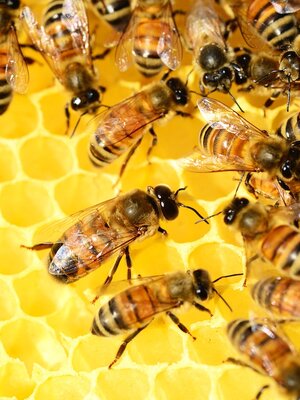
[89,0,132,33]
[22,185,205,286]
[89,75,189,180]
[182,98,300,202]
[21,0,103,130]
[227,319,300,398]
[0,0,29,115]
[223,197,300,283]
[252,276,300,319]
[115,0,182,76]
[92,269,240,368]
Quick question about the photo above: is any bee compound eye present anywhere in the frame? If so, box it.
[6,0,19,9]
[153,185,179,220]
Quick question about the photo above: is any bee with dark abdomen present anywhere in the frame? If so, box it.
[227,318,300,399]
[115,0,182,77]
[92,268,241,368]
[223,196,300,283]
[21,0,103,131]
[252,276,300,319]
[0,0,29,115]
[89,74,190,180]
[89,0,132,33]
[22,185,206,286]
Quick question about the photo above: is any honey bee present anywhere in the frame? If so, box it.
[0,1,29,115]
[92,269,241,368]
[89,74,189,180]
[181,98,300,201]
[115,0,182,76]
[227,318,300,398]
[252,276,300,319]
[89,0,132,32]
[223,197,300,283]
[23,185,205,286]
[229,0,300,110]
[21,0,103,131]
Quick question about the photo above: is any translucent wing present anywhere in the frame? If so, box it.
[197,98,269,140]
[268,202,300,225]
[180,148,258,172]
[115,9,138,71]
[156,0,182,70]
[186,0,225,52]
[5,24,29,93]
[271,0,300,13]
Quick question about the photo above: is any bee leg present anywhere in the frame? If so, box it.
[245,173,259,199]
[225,357,263,375]
[175,110,193,118]
[125,247,132,281]
[264,90,280,113]
[114,137,143,186]
[21,242,53,251]
[192,301,213,317]
[158,226,168,235]
[244,254,259,287]
[65,103,71,136]
[104,249,127,287]
[92,48,111,61]
[146,127,157,163]
[255,385,270,400]
[224,19,238,40]
[109,324,150,369]
[166,311,196,340]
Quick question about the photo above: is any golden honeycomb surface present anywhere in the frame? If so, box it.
[1,1,300,399]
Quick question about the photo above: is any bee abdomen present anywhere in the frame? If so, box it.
[89,135,127,167]
[92,297,128,336]
[91,0,131,32]
[276,112,300,142]
[261,225,300,277]
[0,46,12,115]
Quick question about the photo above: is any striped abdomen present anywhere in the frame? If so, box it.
[92,276,180,336]
[252,276,300,318]
[48,212,116,282]
[261,225,300,278]
[227,319,295,383]
[133,17,170,76]
[91,0,131,32]
[248,0,298,50]
[276,112,300,142]
[0,40,12,115]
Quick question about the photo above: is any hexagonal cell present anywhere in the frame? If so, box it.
[0,95,38,139]
[13,270,71,317]
[19,136,73,180]
[0,361,35,399]
[35,375,90,400]
[0,319,67,371]
[154,367,211,400]
[0,181,54,226]
[54,173,113,215]
[0,143,18,182]
[0,279,18,320]
[95,369,150,400]
[0,227,35,275]
[39,91,70,136]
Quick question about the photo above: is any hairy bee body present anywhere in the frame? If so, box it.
[90,0,131,32]
[252,276,300,318]
[228,319,300,395]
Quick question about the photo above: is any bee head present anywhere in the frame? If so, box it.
[2,0,20,9]
[281,141,300,180]
[71,89,100,111]
[203,67,233,92]
[151,185,179,220]
[166,78,189,106]
[192,269,212,301]
[223,197,249,225]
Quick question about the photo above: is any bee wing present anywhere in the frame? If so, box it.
[115,10,138,71]
[186,0,225,52]
[5,24,29,94]
[62,0,94,71]
[268,202,300,225]
[156,1,182,70]
[271,0,300,13]
[180,148,257,172]
[21,6,66,84]
[197,98,269,140]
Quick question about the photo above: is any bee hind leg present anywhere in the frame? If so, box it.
[147,127,157,163]
[21,242,53,251]
[125,247,132,281]
[192,301,212,317]
[104,247,129,287]
[166,311,196,340]
[255,385,270,400]
[109,324,150,369]
[114,137,143,187]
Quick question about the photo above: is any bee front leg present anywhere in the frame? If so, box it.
[103,250,126,287]
[255,385,270,400]
[125,247,132,281]
[158,226,168,235]
[109,324,150,369]
[192,301,213,317]
[166,311,196,340]
[147,127,157,163]
[21,242,53,251]
[114,137,143,187]
[65,103,71,136]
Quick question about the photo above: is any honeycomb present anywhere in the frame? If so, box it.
[1,1,300,399]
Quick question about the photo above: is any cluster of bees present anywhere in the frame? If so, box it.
[3,0,300,398]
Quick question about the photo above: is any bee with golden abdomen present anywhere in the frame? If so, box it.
[89,74,190,180]
[227,318,300,399]
[0,0,29,115]
[92,268,241,368]
[181,97,300,202]
[115,0,182,77]
[252,276,300,319]
[22,185,206,286]
[21,0,104,131]
[223,196,300,283]
[89,0,132,33]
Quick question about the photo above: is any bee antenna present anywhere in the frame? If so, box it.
[195,211,223,224]
[212,272,243,284]
[70,110,88,138]
[161,69,172,81]
[212,287,233,312]
[174,186,187,197]
[233,172,245,199]
[175,186,209,224]
[190,90,204,97]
